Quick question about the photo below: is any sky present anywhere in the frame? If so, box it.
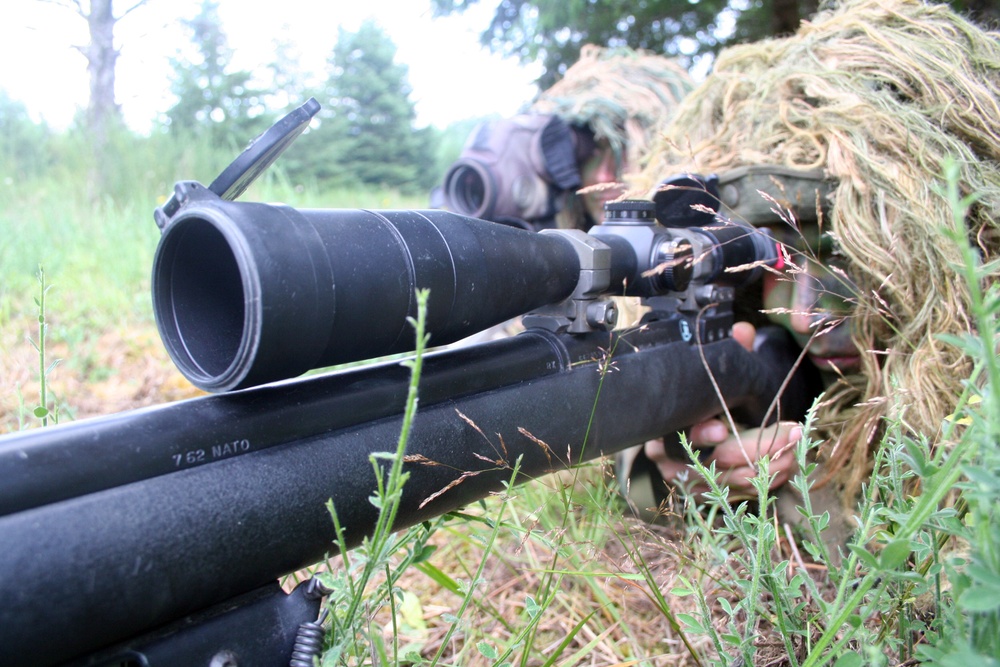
[0,0,545,133]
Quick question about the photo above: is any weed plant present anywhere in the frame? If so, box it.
[9,267,64,430]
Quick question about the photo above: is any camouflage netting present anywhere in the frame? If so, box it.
[530,44,694,175]
[635,0,1000,494]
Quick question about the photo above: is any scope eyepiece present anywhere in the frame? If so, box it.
[590,198,779,297]
[684,219,780,286]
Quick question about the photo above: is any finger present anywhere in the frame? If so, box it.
[732,321,757,352]
[643,438,666,461]
[735,421,800,456]
[730,444,798,487]
[715,466,758,493]
[709,426,788,467]
[711,441,759,468]
[688,419,728,446]
[719,459,793,494]
[757,422,802,457]
[770,453,798,488]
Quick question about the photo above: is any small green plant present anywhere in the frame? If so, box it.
[22,266,62,428]
[317,287,438,663]
[913,160,1000,666]
[314,289,542,666]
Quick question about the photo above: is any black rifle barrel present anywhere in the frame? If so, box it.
[0,321,805,666]
[0,333,565,516]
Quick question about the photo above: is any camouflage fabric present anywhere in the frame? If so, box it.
[633,0,1000,496]
[531,44,693,174]
[531,45,694,229]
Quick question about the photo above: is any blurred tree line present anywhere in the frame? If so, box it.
[0,92,54,179]
[163,2,442,193]
[2,0,460,200]
[8,0,998,199]
[432,0,1000,87]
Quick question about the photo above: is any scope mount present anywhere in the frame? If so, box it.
[522,198,746,338]
[521,229,618,333]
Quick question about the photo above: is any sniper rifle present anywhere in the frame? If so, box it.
[0,99,819,666]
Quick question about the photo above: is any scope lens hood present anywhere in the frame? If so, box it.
[152,200,334,393]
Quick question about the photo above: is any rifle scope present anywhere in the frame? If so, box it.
[151,101,778,393]
[152,192,776,392]
[153,190,581,392]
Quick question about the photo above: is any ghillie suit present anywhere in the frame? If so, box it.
[635,0,1000,496]
[531,44,694,229]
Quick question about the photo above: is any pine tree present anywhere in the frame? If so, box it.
[164,0,270,148]
[0,91,52,179]
[297,20,436,192]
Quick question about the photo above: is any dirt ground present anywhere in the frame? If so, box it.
[0,316,204,431]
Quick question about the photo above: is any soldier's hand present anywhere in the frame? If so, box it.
[643,322,802,499]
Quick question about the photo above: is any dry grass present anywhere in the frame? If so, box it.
[315,493,713,665]
[289,457,854,667]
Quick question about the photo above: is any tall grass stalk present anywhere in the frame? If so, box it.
[24,267,61,427]
[320,288,436,663]
[309,319,694,665]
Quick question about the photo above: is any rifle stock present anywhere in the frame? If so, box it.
[0,318,811,666]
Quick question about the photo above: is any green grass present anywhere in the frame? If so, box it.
[0,127,430,329]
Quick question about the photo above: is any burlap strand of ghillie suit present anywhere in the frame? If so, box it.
[531,44,694,175]
[635,0,1000,496]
